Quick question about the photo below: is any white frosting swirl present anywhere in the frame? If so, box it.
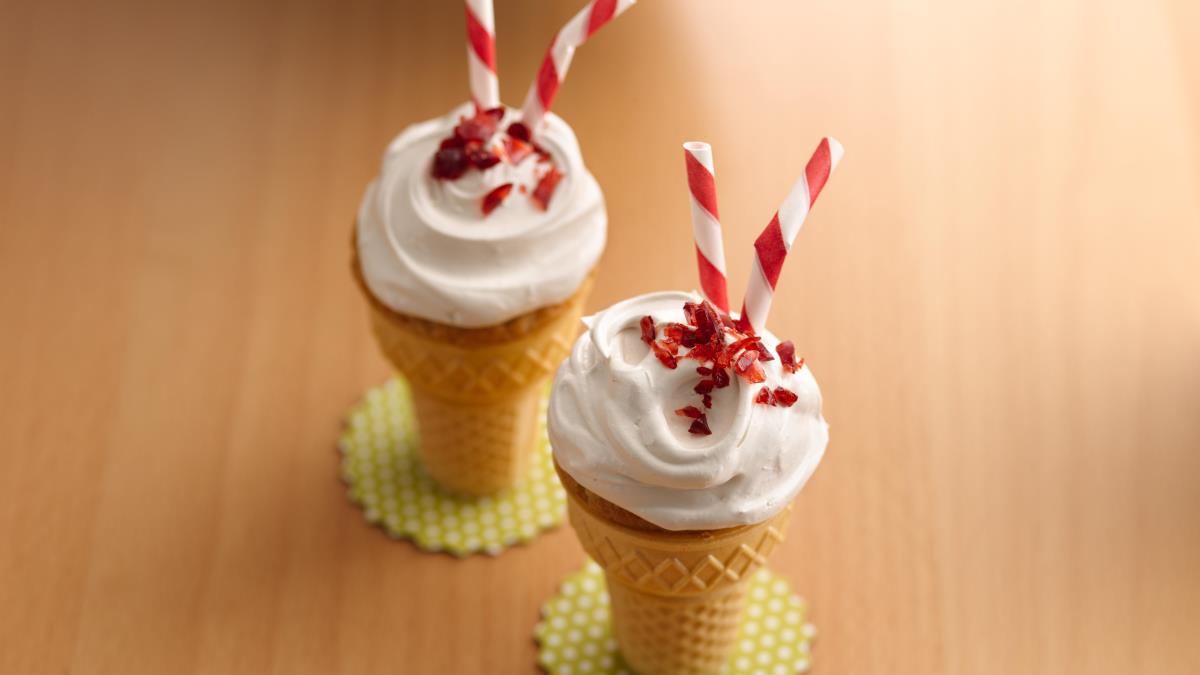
[548,291,829,531]
[356,103,606,327]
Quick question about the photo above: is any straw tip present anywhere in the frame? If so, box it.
[825,137,845,165]
[683,142,714,169]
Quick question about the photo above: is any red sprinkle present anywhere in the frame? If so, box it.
[506,122,531,142]
[646,300,806,433]
[454,115,497,143]
[503,136,534,165]
[481,183,513,216]
[734,350,766,383]
[777,340,801,372]
[651,342,678,369]
[755,342,775,361]
[531,167,564,211]
[468,148,501,170]
[640,316,656,345]
[481,105,505,124]
[432,146,468,180]
[664,322,687,343]
[712,367,730,388]
[774,387,798,407]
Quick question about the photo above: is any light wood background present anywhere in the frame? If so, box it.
[2,0,1198,673]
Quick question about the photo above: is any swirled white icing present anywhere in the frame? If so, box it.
[549,291,829,531]
[356,103,606,327]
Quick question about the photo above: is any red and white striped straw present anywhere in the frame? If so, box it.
[465,0,499,108]
[683,141,729,313]
[736,137,844,333]
[520,0,636,134]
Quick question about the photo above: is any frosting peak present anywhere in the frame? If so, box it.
[549,291,829,531]
[357,103,606,327]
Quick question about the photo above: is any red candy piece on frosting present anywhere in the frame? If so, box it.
[432,146,468,180]
[481,183,513,216]
[531,167,564,211]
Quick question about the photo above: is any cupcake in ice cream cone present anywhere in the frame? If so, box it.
[549,292,826,674]
[353,1,636,496]
[548,139,841,674]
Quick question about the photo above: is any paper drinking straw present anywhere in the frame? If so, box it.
[465,0,499,108]
[519,0,636,134]
[736,137,844,332]
[683,141,730,313]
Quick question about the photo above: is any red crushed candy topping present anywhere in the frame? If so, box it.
[481,106,505,124]
[712,367,730,388]
[481,183,513,216]
[734,350,766,383]
[469,148,501,170]
[777,340,802,372]
[431,109,564,213]
[506,121,531,142]
[432,146,468,180]
[640,299,809,433]
[640,316,656,345]
[453,106,501,143]
[755,386,798,408]
[503,136,534,165]
[531,167,564,211]
[651,342,678,369]
[773,387,798,407]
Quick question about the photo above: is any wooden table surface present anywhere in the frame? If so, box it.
[3,0,1198,673]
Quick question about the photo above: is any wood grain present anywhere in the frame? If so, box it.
[1,0,1198,673]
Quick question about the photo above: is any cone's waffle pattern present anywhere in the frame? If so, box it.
[366,298,582,404]
[607,581,746,673]
[567,496,792,596]
[566,495,792,673]
[410,387,542,494]
[365,280,588,495]
[534,561,815,675]
[338,377,567,556]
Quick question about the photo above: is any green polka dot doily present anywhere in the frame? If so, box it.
[338,377,566,556]
[535,562,816,675]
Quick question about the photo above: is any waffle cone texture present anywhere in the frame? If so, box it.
[557,464,793,675]
[352,232,593,496]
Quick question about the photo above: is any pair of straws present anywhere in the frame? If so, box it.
[685,138,844,332]
[465,0,636,136]
[466,0,843,324]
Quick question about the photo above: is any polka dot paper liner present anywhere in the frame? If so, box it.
[338,377,566,556]
[535,562,817,674]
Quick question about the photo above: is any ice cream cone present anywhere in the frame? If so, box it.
[353,238,593,496]
[556,463,792,675]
